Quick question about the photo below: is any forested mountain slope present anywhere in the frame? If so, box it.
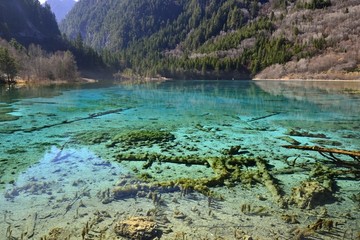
[254,0,360,80]
[59,0,360,80]
[0,0,61,48]
[0,0,107,83]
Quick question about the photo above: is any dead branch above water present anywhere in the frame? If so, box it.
[282,145,360,170]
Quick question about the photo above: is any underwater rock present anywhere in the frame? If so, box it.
[113,185,141,199]
[114,216,162,240]
[289,181,334,209]
[173,209,187,219]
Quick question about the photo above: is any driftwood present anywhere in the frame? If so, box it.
[283,145,360,170]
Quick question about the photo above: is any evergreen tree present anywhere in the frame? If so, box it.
[0,47,18,83]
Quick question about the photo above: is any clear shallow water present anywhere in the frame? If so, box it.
[0,80,359,239]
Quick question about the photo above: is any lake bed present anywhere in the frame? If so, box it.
[0,80,359,239]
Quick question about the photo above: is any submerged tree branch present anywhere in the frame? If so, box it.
[248,112,281,122]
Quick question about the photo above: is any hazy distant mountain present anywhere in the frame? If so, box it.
[46,0,76,23]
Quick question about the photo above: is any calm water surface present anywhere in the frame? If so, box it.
[0,80,359,239]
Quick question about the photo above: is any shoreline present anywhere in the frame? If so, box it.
[3,75,360,86]
[253,78,360,82]
[2,77,99,86]
[253,70,360,82]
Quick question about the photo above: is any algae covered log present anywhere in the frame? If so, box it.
[115,152,285,204]
[254,158,286,207]
[115,153,207,167]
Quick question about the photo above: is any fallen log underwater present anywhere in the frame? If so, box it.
[0,108,128,134]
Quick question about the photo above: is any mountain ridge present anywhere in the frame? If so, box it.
[60,0,359,80]
[0,0,61,49]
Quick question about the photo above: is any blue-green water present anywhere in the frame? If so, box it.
[0,80,359,239]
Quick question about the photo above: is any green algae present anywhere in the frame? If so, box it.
[137,172,154,182]
[74,128,351,208]
[74,129,175,148]
[5,147,27,154]
[114,151,283,203]
[0,114,19,122]
[74,130,114,145]
[349,193,360,209]
[110,129,175,147]
[0,107,19,122]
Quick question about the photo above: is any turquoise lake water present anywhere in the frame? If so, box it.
[0,80,359,239]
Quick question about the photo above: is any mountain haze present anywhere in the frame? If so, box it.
[45,0,76,23]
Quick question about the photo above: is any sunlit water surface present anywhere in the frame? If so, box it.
[0,80,359,239]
